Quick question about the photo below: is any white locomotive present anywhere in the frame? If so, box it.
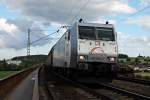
[47,22,118,77]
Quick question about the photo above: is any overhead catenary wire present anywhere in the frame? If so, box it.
[30,29,58,32]
[29,25,63,43]
[30,29,60,45]
[31,37,60,45]
[27,0,90,55]
[29,0,91,46]
[29,1,150,46]
[68,0,90,24]
[30,29,57,38]
[118,4,150,22]
[66,0,83,24]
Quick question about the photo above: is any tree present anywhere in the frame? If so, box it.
[127,58,131,61]
[3,59,7,67]
[135,58,139,63]
[118,54,128,58]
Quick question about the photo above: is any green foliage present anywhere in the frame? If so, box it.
[0,55,48,71]
[127,58,131,61]
[135,72,150,80]
[118,63,134,73]
[135,58,139,63]
[12,55,47,62]
[0,63,19,71]
[118,54,128,58]
[0,71,18,79]
[118,54,150,65]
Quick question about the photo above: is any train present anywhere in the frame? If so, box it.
[46,21,118,77]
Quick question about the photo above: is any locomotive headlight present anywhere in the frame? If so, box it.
[108,57,115,62]
[110,57,115,61]
[80,56,85,60]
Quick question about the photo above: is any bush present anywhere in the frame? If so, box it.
[135,74,142,78]
[144,70,150,72]
[142,75,150,80]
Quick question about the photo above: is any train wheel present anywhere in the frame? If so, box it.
[68,69,78,80]
[111,64,118,78]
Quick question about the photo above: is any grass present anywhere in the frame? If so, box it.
[135,71,150,77]
[0,71,18,79]
[134,71,150,79]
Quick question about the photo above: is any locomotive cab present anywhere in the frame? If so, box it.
[77,22,118,74]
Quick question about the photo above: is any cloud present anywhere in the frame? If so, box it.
[0,18,18,34]
[118,32,150,47]
[118,31,150,56]
[92,19,116,25]
[0,18,57,49]
[92,1,136,14]
[0,0,137,52]
[1,0,136,24]
[126,16,150,29]
[0,48,26,60]
[139,0,150,7]
[0,37,5,48]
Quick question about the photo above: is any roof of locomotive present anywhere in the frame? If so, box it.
[72,22,114,28]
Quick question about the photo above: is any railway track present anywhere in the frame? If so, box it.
[107,77,150,98]
[95,82,150,100]
[42,68,150,100]
[79,77,150,100]
[44,70,108,100]
[117,75,150,86]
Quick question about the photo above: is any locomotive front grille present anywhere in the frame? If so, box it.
[88,54,107,62]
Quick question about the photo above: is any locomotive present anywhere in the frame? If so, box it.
[46,22,118,77]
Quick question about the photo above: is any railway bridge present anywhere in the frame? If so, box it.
[0,64,150,100]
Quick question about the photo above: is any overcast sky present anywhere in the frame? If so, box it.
[0,0,150,59]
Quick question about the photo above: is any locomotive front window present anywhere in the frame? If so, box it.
[79,26,95,40]
[96,27,115,41]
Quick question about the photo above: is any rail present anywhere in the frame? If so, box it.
[97,82,150,100]
[117,75,150,86]
[45,71,113,100]
[46,71,150,100]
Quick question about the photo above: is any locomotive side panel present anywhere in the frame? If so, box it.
[53,34,66,67]
[70,23,78,68]
[47,52,51,66]
[64,31,71,67]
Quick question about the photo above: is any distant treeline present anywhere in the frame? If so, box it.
[12,55,48,61]
[0,55,48,71]
[118,54,128,58]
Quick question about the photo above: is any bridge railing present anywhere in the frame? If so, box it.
[0,64,39,97]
